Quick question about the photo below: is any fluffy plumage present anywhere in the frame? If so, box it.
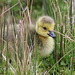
[35,16,56,58]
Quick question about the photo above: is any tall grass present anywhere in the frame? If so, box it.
[0,0,75,75]
[46,0,75,74]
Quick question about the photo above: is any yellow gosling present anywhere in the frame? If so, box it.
[35,16,56,58]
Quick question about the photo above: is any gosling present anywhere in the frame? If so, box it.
[0,16,56,58]
[35,16,56,58]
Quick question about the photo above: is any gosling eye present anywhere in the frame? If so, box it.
[43,27,47,30]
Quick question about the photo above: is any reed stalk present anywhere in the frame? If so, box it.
[64,16,67,51]
[0,0,2,14]
[33,34,36,75]
[12,11,17,62]
[15,35,19,75]
[6,14,9,75]
[59,25,63,64]
[55,12,58,62]
[70,0,73,34]
[44,0,48,15]
[70,57,73,75]
[3,14,5,48]
[1,7,4,75]
[24,17,28,75]
[33,32,38,75]
[30,0,33,17]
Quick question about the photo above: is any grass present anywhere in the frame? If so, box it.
[0,0,75,75]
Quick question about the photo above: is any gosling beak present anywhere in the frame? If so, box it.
[48,31,56,38]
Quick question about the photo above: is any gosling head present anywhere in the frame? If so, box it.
[35,16,56,38]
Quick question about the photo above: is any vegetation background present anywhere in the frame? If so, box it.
[0,0,75,75]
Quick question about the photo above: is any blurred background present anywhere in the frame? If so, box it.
[0,0,75,75]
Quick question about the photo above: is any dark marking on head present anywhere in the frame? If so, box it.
[41,17,54,24]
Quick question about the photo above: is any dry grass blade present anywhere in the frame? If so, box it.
[0,2,19,16]
[54,30,75,42]
[6,15,9,74]
[18,0,23,11]
[27,7,32,25]
[70,57,73,75]
[24,19,28,75]
[30,0,33,16]
[15,35,23,75]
